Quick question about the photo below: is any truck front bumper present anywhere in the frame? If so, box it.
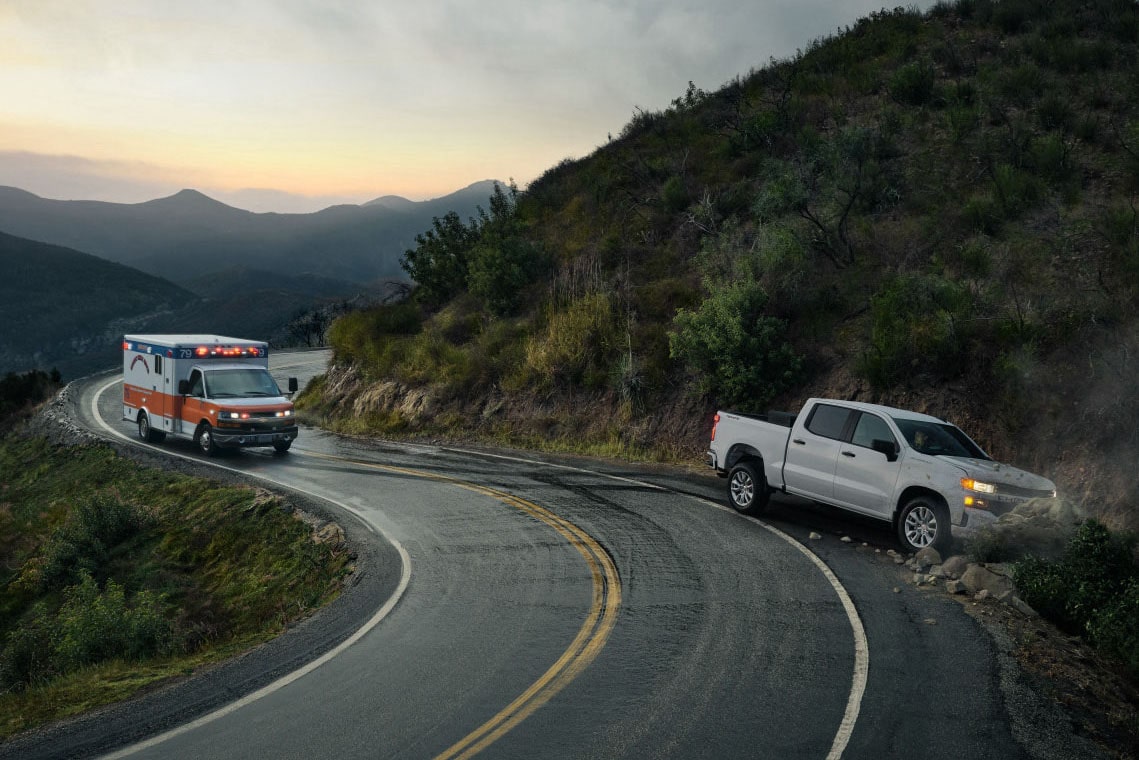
[212,426,299,448]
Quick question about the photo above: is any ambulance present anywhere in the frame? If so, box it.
[122,334,299,455]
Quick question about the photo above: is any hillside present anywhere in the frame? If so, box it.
[0,232,391,377]
[0,181,501,292]
[303,1,1139,530]
[0,232,200,376]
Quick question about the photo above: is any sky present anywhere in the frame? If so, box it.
[0,1,936,213]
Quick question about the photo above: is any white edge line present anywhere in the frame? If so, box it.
[439,442,867,760]
[89,377,411,758]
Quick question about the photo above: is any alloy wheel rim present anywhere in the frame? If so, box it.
[905,505,937,548]
[731,472,754,507]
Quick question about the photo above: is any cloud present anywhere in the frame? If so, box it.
[0,1,938,207]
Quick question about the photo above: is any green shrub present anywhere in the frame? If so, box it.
[396,330,475,388]
[1031,133,1075,184]
[660,175,690,214]
[54,572,174,672]
[467,238,546,316]
[524,294,618,388]
[328,303,421,366]
[669,281,802,412]
[859,273,975,387]
[39,495,152,592]
[0,574,175,691]
[0,602,54,689]
[991,164,1045,218]
[1014,520,1138,636]
[1088,578,1139,676]
[963,193,1004,235]
[890,60,937,106]
[1036,93,1074,132]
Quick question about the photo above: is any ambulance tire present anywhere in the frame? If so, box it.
[137,412,166,444]
[195,422,220,457]
[273,441,292,453]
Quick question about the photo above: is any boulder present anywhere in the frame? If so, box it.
[914,547,942,570]
[941,555,970,579]
[961,565,1015,598]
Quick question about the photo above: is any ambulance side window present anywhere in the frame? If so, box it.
[187,370,204,397]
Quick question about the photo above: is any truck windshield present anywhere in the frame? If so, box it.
[204,369,282,399]
[891,418,990,460]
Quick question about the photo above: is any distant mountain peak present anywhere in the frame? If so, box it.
[363,194,415,210]
[143,188,242,213]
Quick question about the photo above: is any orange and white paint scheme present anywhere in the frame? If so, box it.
[122,334,299,456]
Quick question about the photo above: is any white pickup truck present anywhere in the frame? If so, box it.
[706,398,1056,552]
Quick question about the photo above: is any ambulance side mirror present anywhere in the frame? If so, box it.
[178,380,190,395]
[288,377,298,393]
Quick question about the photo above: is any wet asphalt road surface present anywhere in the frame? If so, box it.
[12,351,1036,759]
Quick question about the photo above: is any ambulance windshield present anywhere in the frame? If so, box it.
[204,368,282,398]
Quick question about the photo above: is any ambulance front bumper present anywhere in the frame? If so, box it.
[212,426,299,448]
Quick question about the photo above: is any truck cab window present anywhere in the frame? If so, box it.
[805,404,852,440]
[187,370,204,397]
[851,413,895,450]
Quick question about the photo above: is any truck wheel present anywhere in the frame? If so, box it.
[195,422,219,457]
[897,496,951,553]
[728,461,769,516]
[273,441,292,453]
[137,412,166,444]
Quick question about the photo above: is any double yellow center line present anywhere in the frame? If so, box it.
[304,452,622,759]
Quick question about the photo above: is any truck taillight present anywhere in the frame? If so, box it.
[711,413,719,441]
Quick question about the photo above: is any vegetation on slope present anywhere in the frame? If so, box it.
[0,381,351,737]
[300,0,1139,525]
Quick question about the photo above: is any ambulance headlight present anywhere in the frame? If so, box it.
[275,410,293,418]
[221,412,240,420]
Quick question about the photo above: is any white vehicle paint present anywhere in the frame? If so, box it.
[707,398,1057,552]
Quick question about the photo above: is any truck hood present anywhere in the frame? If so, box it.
[944,457,1055,492]
[210,397,292,409]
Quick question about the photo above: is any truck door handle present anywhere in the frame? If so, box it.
[792,439,806,446]
[842,451,856,458]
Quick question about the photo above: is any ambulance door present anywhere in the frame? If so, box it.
[160,353,180,433]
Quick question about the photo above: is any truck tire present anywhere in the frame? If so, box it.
[897,496,951,553]
[195,422,220,457]
[137,412,166,444]
[727,461,769,516]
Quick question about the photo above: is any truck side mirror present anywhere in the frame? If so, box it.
[288,377,298,393]
[178,379,190,395]
[871,439,899,462]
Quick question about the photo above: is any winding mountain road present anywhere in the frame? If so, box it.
[9,350,1043,759]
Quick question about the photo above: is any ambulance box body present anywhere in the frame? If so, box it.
[122,334,299,455]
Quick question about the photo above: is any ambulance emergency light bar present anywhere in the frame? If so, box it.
[122,340,266,358]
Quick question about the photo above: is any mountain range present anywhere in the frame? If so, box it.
[0,181,502,376]
[0,180,501,293]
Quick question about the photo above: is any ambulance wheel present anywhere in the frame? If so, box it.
[137,412,166,444]
[195,422,219,457]
[273,441,292,453]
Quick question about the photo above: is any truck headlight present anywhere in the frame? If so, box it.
[961,478,997,494]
